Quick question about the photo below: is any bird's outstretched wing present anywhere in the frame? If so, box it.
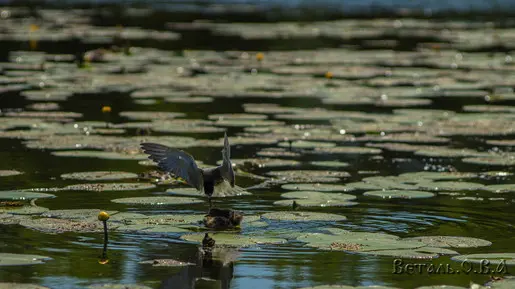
[141,143,203,191]
[220,132,235,187]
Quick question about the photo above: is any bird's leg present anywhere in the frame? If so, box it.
[204,180,215,211]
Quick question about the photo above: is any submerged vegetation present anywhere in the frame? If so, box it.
[0,1,515,289]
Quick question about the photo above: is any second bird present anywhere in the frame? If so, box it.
[141,132,235,209]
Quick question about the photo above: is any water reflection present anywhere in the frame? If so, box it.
[159,246,236,289]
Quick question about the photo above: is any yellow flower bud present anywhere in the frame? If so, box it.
[101,106,112,113]
[256,52,264,61]
[325,71,333,79]
[29,24,39,32]
[98,211,110,222]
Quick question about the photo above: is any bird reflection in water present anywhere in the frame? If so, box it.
[159,233,238,289]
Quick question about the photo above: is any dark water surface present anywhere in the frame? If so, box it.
[1,3,515,289]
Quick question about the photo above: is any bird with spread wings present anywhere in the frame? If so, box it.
[141,132,235,209]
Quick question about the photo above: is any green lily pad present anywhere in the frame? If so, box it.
[164,96,214,103]
[274,110,346,121]
[87,284,152,289]
[154,124,224,134]
[415,285,467,289]
[278,140,336,149]
[242,103,302,114]
[366,143,426,153]
[479,171,513,178]
[63,183,155,191]
[267,170,350,183]
[462,157,515,166]
[414,247,461,255]
[485,184,515,193]
[119,111,184,120]
[0,253,52,266]
[358,171,380,175]
[208,113,268,121]
[463,105,515,113]
[166,186,251,197]
[225,158,300,169]
[299,285,399,289]
[0,170,23,177]
[257,147,302,158]
[398,172,477,181]
[364,190,435,199]
[375,98,432,107]
[18,217,105,233]
[108,212,149,222]
[23,135,105,150]
[347,176,419,191]
[94,129,126,135]
[0,283,52,289]
[343,182,383,191]
[403,236,492,248]
[133,99,158,105]
[451,253,515,265]
[281,183,353,192]
[0,213,18,225]
[310,161,350,168]
[489,277,515,289]
[60,171,138,181]
[196,136,278,147]
[274,191,357,207]
[456,196,484,201]
[297,228,425,253]
[149,118,216,130]
[214,119,284,127]
[122,214,204,226]
[139,259,195,267]
[309,146,382,155]
[3,111,82,119]
[262,212,346,222]
[52,151,148,160]
[0,191,55,201]
[0,206,49,215]
[116,224,190,234]
[180,232,286,247]
[487,140,515,146]
[131,88,180,99]
[414,147,485,158]
[42,209,118,220]
[137,160,158,167]
[416,181,485,191]
[111,196,203,205]
[111,122,153,130]
[27,102,60,111]
[20,89,73,101]
[244,220,269,229]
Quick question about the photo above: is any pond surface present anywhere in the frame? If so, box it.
[0,4,515,289]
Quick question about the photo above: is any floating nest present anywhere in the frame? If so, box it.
[203,208,243,229]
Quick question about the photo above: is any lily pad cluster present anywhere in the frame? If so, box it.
[340,172,513,199]
[2,7,515,289]
[297,228,492,259]
[60,171,138,181]
[274,191,358,207]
